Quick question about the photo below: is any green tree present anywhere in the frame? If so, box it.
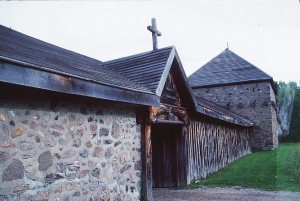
[277,81,296,138]
[285,86,300,142]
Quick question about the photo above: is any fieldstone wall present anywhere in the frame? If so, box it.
[192,81,278,151]
[0,96,141,200]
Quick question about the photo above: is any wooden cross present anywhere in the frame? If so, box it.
[147,18,162,50]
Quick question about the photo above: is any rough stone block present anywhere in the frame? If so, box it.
[38,151,53,171]
[92,147,103,158]
[11,127,25,138]
[19,141,34,151]
[0,151,10,163]
[2,159,24,181]
[112,122,120,139]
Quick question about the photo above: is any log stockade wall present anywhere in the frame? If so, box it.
[187,117,251,182]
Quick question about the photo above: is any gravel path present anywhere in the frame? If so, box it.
[153,187,300,201]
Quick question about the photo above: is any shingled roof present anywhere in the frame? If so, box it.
[105,46,174,94]
[0,25,153,93]
[188,49,273,88]
[0,25,159,106]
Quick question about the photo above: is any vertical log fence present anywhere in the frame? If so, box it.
[188,117,251,182]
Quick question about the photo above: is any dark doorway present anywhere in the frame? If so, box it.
[151,124,186,188]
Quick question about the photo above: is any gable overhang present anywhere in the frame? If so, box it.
[155,47,176,96]
[155,46,199,108]
[0,60,160,107]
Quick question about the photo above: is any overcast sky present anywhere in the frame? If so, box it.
[0,1,299,82]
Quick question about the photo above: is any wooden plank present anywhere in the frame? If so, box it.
[170,132,178,187]
[164,133,172,187]
[152,128,164,187]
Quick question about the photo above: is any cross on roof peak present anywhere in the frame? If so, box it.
[147,18,162,51]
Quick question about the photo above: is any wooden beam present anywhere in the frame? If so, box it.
[141,108,153,200]
[149,105,188,124]
[0,62,160,107]
[178,126,188,186]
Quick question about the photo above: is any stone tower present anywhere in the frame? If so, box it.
[188,49,278,151]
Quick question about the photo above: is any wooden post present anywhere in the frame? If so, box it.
[147,18,162,50]
[178,125,188,186]
[141,108,153,200]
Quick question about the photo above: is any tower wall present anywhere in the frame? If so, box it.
[192,81,278,151]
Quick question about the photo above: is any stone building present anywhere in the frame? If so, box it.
[0,25,276,201]
[188,49,278,151]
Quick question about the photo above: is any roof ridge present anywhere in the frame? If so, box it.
[105,46,174,64]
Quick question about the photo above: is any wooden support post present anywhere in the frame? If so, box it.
[178,125,188,186]
[141,108,153,200]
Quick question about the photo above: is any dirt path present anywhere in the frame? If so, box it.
[153,187,300,201]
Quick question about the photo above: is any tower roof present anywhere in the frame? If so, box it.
[188,49,273,88]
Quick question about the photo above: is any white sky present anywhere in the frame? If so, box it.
[0,1,299,82]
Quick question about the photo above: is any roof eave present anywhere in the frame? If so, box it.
[0,61,160,107]
[195,105,254,127]
[191,78,274,89]
[0,55,154,95]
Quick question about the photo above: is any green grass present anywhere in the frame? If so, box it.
[189,143,300,192]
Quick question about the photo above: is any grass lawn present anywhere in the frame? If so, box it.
[189,143,300,192]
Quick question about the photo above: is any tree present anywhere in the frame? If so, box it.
[285,86,300,142]
[276,81,296,138]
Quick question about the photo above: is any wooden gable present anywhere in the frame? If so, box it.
[160,72,182,106]
[149,71,188,125]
